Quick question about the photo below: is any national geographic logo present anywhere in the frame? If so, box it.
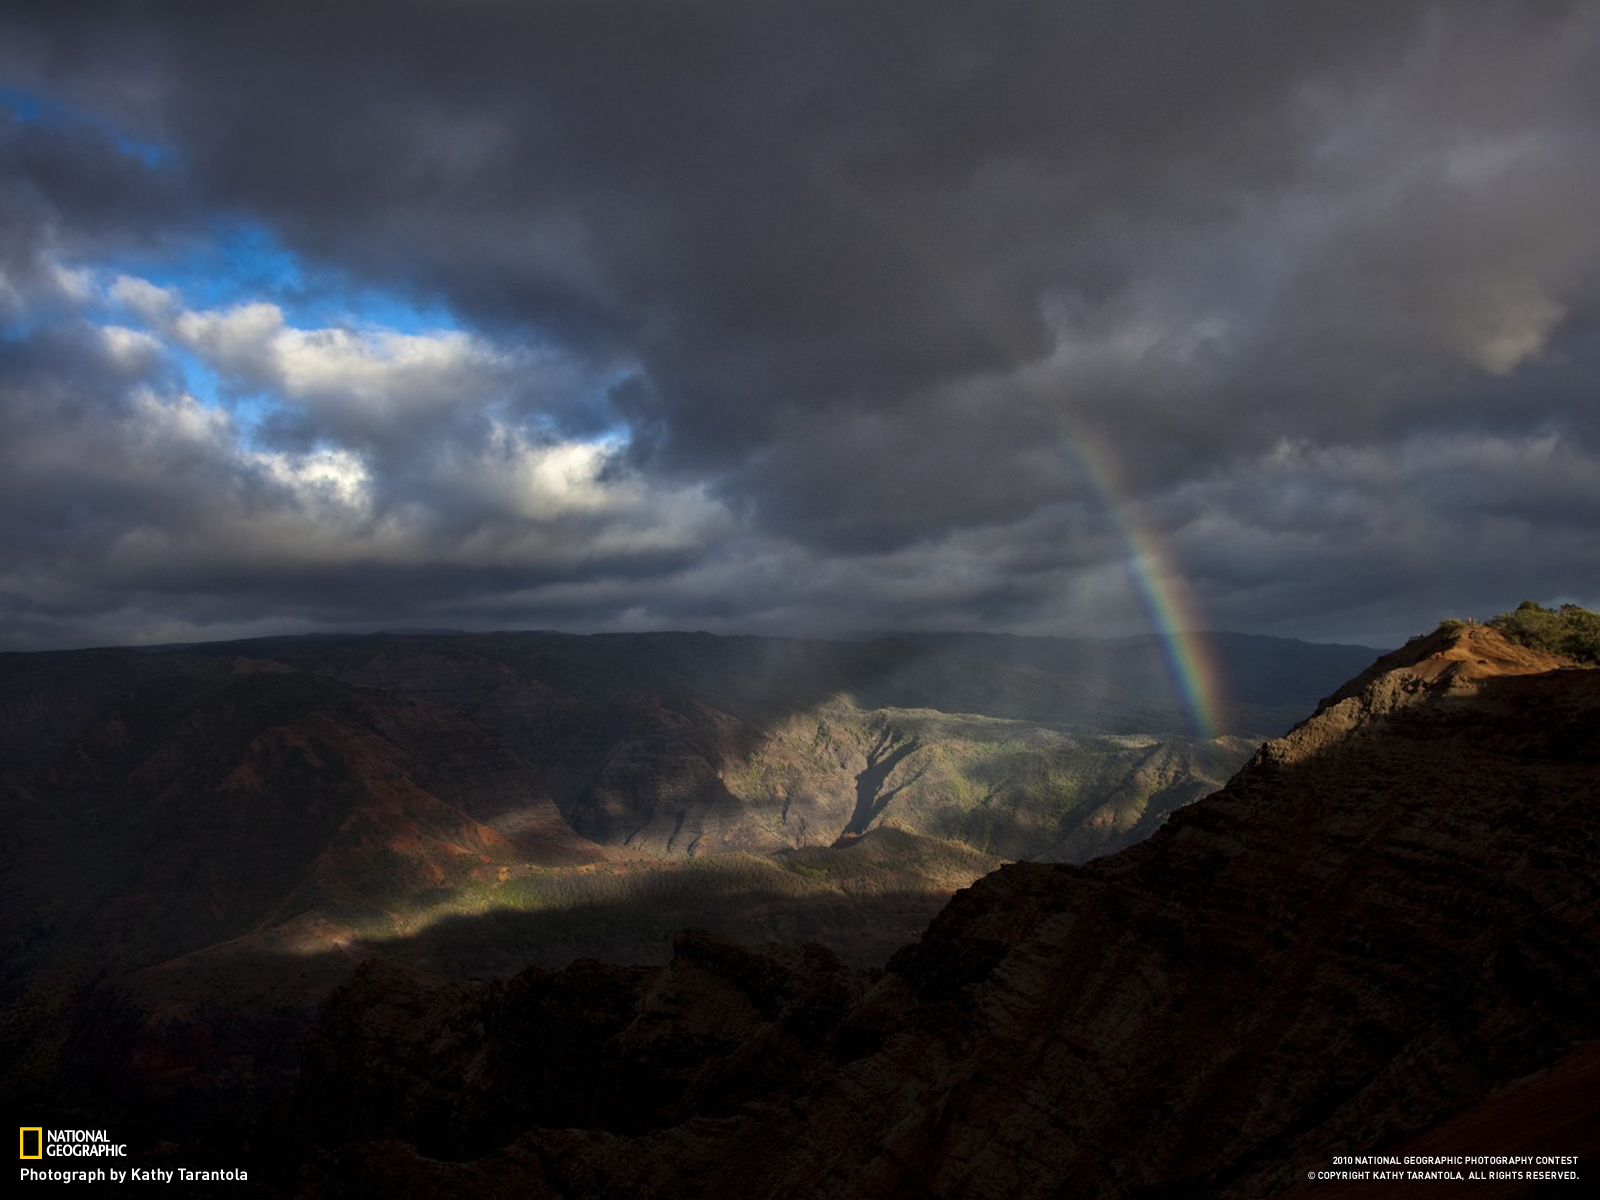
[18,1127,126,1158]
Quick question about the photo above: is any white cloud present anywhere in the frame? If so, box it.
[252,446,372,511]
[152,294,577,458]
[98,324,164,370]
[127,386,232,448]
[168,299,507,408]
[0,269,741,645]
[108,273,181,321]
[44,258,96,304]
[271,325,491,403]
[171,301,286,378]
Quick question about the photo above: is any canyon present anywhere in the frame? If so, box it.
[286,624,1600,1196]
[8,625,1595,1194]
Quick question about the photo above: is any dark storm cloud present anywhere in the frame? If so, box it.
[0,102,195,319]
[1,1,1598,647]
[5,4,1439,429]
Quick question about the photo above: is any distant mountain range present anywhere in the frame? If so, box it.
[890,629,1382,733]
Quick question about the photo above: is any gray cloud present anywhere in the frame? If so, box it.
[1,1,1598,649]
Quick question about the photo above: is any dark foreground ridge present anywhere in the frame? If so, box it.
[287,624,1600,1197]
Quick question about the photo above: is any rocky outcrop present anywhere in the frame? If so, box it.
[290,626,1600,1197]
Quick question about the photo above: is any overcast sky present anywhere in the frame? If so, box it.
[1,1,1597,651]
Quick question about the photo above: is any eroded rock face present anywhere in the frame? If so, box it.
[291,627,1600,1198]
[321,636,1252,861]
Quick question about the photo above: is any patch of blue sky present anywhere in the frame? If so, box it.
[112,133,174,169]
[1,85,452,338]
[156,220,306,311]
[107,217,463,336]
[0,84,175,166]
[592,421,636,452]
[5,86,598,444]
[93,217,468,438]
[0,85,44,122]
[86,303,272,443]
[2,85,460,340]
[163,344,230,414]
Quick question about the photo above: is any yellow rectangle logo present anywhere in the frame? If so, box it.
[20,1127,43,1158]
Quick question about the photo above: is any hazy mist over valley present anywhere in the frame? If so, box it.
[3,3,1598,1196]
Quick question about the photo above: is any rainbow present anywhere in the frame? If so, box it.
[1123,536,1227,744]
[816,181,1229,741]
[1061,436,1227,743]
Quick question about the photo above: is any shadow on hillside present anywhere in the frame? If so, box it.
[4,868,977,1124]
[363,876,963,975]
[840,728,925,838]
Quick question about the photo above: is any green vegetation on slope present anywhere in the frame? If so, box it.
[1444,601,1600,664]
[1491,600,1600,663]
